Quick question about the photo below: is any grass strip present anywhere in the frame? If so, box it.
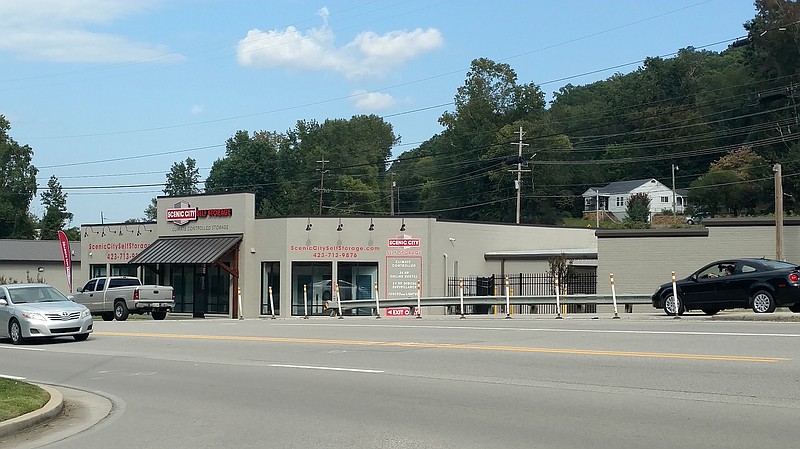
[0,377,50,421]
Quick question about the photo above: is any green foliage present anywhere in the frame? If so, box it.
[0,116,37,239]
[689,147,772,216]
[145,157,201,220]
[39,176,73,240]
[624,192,651,225]
[0,378,50,422]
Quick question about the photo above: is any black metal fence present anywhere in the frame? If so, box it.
[446,273,598,315]
[447,273,597,297]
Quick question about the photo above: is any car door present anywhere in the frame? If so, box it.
[73,279,98,311]
[717,261,759,308]
[681,263,725,310]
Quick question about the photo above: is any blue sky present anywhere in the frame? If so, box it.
[0,0,758,227]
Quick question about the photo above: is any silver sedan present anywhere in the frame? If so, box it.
[0,283,93,345]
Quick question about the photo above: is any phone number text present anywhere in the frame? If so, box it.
[312,252,359,259]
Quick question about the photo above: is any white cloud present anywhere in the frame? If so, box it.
[351,90,395,111]
[190,105,204,115]
[237,8,443,79]
[0,0,183,63]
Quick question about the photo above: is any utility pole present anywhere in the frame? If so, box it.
[671,164,679,222]
[509,127,530,224]
[316,158,329,215]
[774,163,784,261]
[390,172,395,216]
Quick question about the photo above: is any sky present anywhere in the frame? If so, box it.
[0,0,760,227]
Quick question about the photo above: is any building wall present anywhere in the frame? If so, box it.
[596,219,800,295]
[0,261,83,294]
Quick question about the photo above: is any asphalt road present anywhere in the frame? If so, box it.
[2,313,800,449]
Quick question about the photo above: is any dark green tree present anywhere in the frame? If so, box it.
[39,176,73,239]
[0,115,37,239]
[145,157,201,220]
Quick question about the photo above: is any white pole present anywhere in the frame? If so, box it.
[237,287,243,320]
[555,274,563,319]
[671,271,681,319]
[416,280,422,319]
[459,278,465,319]
[268,286,276,320]
[336,282,344,319]
[610,274,619,319]
[374,282,381,319]
[505,276,511,319]
[303,284,309,319]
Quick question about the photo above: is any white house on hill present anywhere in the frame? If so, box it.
[582,178,687,221]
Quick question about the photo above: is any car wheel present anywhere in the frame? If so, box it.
[151,311,167,320]
[751,290,776,313]
[114,301,130,321]
[101,312,114,321]
[73,333,89,342]
[663,293,684,316]
[702,308,720,316]
[686,219,694,225]
[789,304,800,313]
[9,319,24,345]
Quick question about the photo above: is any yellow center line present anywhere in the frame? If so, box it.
[95,331,789,363]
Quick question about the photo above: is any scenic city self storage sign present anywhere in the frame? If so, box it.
[166,201,233,226]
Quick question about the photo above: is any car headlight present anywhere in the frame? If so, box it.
[21,312,46,321]
[81,308,91,318]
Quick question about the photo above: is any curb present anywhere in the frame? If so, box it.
[0,384,63,439]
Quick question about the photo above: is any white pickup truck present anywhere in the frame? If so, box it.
[71,276,174,321]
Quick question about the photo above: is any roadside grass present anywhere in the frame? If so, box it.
[0,377,50,421]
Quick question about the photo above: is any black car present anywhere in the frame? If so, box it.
[651,258,800,316]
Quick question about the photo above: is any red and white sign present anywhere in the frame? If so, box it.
[388,237,420,248]
[384,307,420,317]
[57,230,73,293]
[166,201,197,226]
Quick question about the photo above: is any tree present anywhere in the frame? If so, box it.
[0,115,38,239]
[144,157,201,220]
[689,147,772,216]
[625,192,651,226]
[39,176,73,240]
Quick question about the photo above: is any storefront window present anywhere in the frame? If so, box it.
[337,262,378,316]
[261,262,280,315]
[90,264,106,279]
[207,264,230,314]
[110,264,137,277]
[292,262,332,316]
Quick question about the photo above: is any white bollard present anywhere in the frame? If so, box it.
[555,275,563,319]
[237,287,243,320]
[303,284,309,319]
[416,280,422,318]
[336,282,344,319]
[610,274,619,319]
[374,282,381,319]
[268,286,276,319]
[459,278,465,319]
[505,277,511,319]
[671,271,681,319]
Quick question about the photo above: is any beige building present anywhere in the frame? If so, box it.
[0,239,82,294]
[79,192,597,318]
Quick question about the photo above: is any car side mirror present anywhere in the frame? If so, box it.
[76,287,84,293]
[0,299,7,306]
[690,274,698,282]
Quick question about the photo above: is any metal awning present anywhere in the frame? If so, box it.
[129,234,242,265]
[483,248,597,261]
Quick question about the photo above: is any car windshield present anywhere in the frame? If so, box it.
[8,286,70,304]
[760,260,797,270]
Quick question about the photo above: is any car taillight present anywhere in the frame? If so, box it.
[790,273,799,283]
[133,290,139,300]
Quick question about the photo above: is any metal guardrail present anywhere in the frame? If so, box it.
[326,294,653,311]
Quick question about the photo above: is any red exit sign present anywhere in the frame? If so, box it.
[384,307,420,317]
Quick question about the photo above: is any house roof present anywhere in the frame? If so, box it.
[0,239,81,263]
[583,178,687,197]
